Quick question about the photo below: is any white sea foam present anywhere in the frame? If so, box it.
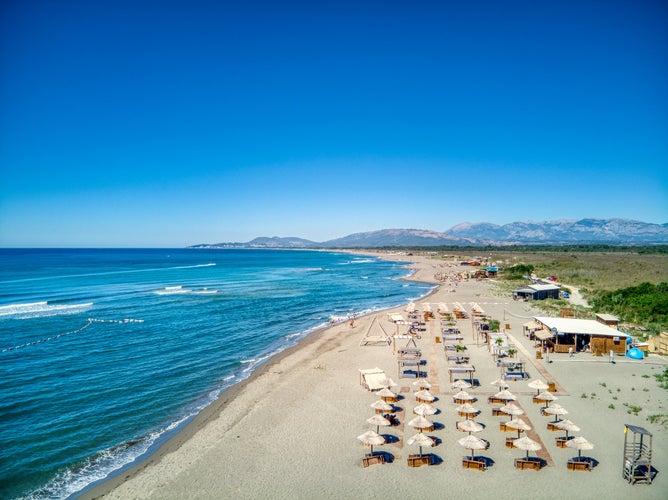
[155,286,218,296]
[0,301,93,319]
[29,414,193,500]
[349,258,375,264]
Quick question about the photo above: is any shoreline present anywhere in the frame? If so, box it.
[79,250,432,499]
[81,251,666,500]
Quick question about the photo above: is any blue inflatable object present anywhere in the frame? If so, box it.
[626,347,644,360]
[626,336,633,344]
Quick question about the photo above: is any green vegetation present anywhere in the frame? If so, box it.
[591,282,668,333]
[655,368,668,390]
[623,403,642,415]
[608,404,615,410]
[480,248,668,336]
[504,264,534,280]
[647,414,668,429]
[488,319,500,332]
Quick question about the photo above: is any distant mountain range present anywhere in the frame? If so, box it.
[189,218,668,248]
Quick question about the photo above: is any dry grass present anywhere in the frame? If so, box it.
[479,251,668,291]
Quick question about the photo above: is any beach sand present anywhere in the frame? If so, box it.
[82,253,666,499]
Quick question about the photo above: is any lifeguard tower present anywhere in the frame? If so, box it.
[622,424,654,485]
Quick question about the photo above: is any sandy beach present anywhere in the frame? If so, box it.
[82,253,666,500]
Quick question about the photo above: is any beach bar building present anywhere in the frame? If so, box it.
[512,284,560,301]
[534,317,630,355]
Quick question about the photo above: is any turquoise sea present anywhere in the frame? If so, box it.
[0,249,431,498]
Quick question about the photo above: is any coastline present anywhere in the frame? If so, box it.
[80,251,666,500]
[79,250,432,499]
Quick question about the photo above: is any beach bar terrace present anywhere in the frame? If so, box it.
[534,317,630,355]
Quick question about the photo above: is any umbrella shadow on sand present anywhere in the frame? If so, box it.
[426,454,444,465]
[375,451,396,463]
[381,433,401,444]
[468,456,496,467]
[572,456,600,469]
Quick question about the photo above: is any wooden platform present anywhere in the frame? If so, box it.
[556,436,574,448]
[408,454,432,467]
[462,458,486,471]
[362,454,385,467]
[515,458,542,470]
[567,459,591,471]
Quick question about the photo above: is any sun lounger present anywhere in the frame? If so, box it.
[506,437,516,448]
[408,454,432,467]
[462,457,486,471]
[488,396,506,405]
[515,458,543,470]
[547,422,560,431]
[443,335,463,342]
[567,458,592,471]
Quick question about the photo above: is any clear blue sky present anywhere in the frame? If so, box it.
[1,0,667,247]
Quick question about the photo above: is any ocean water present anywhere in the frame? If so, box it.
[0,249,431,499]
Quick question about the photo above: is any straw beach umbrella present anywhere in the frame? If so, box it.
[513,436,542,460]
[528,379,549,396]
[413,378,432,390]
[499,403,524,420]
[456,403,480,419]
[458,435,487,460]
[413,403,437,416]
[378,387,398,402]
[370,400,394,414]
[407,432,435,457]
[490,379,508,390]
[366,414,391,434]
[535,391,558,407]
[566,436,594,458]
[544,404,568,422]
[493,389,517,402]
[415,389,435,403]
[357,430,385,456]
[457,419,483,435]
[504,418,531,438]
[453,390,475,403]
[407,415,434,432]
[452,379,472,390]
[555,419,580,439]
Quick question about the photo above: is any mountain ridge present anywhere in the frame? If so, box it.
[189,218,668,248]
